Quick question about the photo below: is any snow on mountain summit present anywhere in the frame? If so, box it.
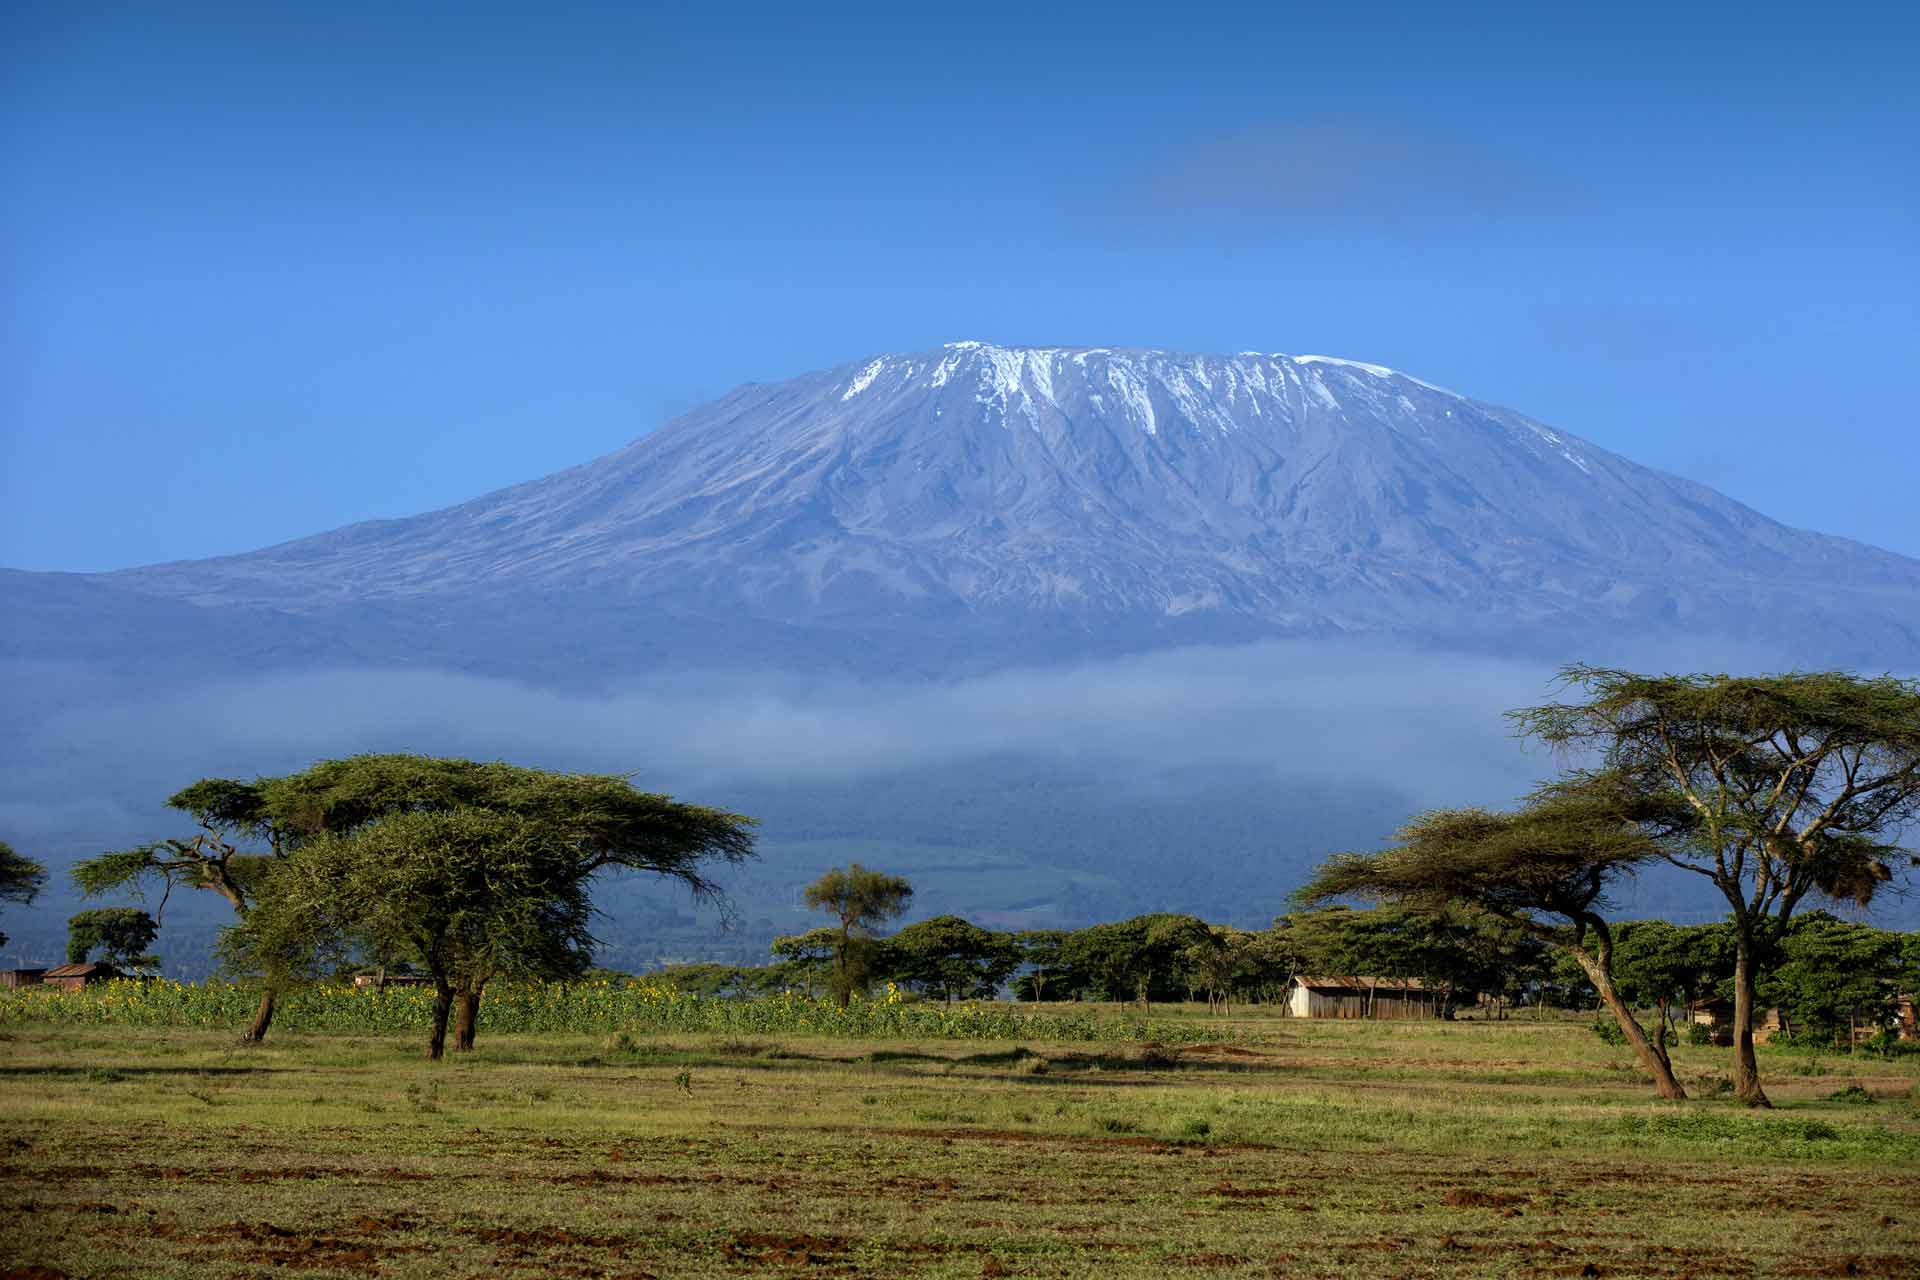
[833,342,1460,438]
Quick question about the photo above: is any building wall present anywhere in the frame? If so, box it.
[1288,984,1441,1019]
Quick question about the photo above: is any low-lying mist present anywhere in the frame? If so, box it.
[5,639,1554,831]
[4,637,1906,968]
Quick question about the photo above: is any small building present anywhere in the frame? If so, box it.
[351,973,434,989]
[1897,994,1918,1042]
[1,968,48,989]
[39,962,118,990]
[1286,975,1444,1020]
[1688,997,1785,1045]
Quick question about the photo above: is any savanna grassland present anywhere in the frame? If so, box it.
[2,1009,1917,1280]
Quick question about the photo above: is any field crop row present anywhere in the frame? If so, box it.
[0,978,1224,1043]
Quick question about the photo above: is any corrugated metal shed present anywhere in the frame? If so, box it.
[40,962,118,990]
[1286,975,1444,1020]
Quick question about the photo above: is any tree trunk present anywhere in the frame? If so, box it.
[835,925,852,1010]
[453,986,482,1053]
[1571,949,1687,1101]
[1648,997,1674,1078]
[241,988,277,1043]
[1731,939,1771,1108]
[428,981,454,1061]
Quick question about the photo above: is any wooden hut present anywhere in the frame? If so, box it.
[1,968,48,989]
[1688,996,1785,1044]
[1286,976,1443,1020]
[39,962,118,990]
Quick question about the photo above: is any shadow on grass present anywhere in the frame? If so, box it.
[580,1043,1282,1085]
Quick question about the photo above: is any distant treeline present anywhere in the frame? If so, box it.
[642,905,1917,1048]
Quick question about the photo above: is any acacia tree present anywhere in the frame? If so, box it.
[887,915,1021,1002]
[83,755,756,1048]
[1511,667,1920,1106]
[1298,781,1694,1100]
[1758,914,1906,1047]
[1060,914,1211,1005]
[65,908,161,972]
[1182,926,1287,1013]
[1013,930,1072,1002]
[802,864,913,1008]
[768,927,842,997]
[72,780,283,1038]
[0,839,48,950]
[232,810,592,1059]
[1612,920,1731,1051]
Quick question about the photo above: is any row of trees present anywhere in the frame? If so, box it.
[667,895,1914,1048]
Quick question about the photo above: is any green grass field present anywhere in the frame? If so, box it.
[3,1008,1917,1278]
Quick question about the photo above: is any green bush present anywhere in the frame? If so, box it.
[1589,1016,1674,1047]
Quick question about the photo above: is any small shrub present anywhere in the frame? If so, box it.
[1137,1043,1179,1070]
[82,1067,126,1084]
[1590,1018,1625,1046]
[1178,1117,1212,1139]
[1823,1084,1874,1105]
[1860,1029,1920,1060]
[1790,1055,1832,1078]
[1686,1023,1714,1047]
[1093,1115,1140,1134]
[1696,1074,1734,1097]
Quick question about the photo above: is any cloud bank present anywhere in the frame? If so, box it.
[5,641,1557,832]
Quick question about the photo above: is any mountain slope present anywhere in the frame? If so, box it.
[53,341,1916,672]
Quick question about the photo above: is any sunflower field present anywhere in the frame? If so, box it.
[0,978,1220,1043]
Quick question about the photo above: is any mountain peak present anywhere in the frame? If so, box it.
[35,340,1919,672]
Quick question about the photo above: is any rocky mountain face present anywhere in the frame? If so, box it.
[20,341,1916,678]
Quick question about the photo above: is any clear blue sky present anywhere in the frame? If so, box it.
[5,0,1916,570]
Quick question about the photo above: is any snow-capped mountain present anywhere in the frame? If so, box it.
[10,341,1920,677]
[8,342,1920,951]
